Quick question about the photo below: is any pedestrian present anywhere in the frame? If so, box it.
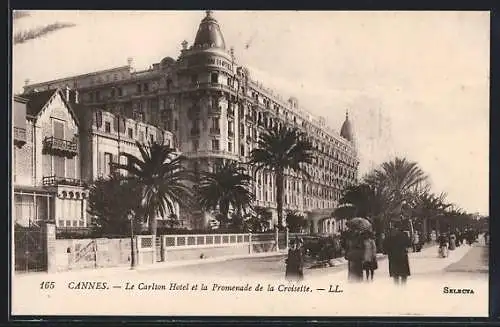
[384,223,411,285]
[285,237,304,281]
[484,231,489,245]
[345,231,364,282]
[449,232,456,251]
[412,231,420,253]
[362,231,378,281]
[437,232,449,258]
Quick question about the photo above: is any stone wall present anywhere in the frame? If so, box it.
[55,237,133,272]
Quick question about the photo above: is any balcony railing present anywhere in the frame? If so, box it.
[13,127,26,148]
[228,131,234,138]
[190,129,200,136]
[208,106,222,115]
[42,176,86,187]
[209,128,221,135]
[43,136,78,158]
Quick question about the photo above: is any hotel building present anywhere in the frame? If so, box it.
[21,11,359,234]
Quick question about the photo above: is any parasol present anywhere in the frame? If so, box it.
[347,217,373,232]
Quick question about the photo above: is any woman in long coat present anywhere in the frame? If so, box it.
[285,238,304,281]
[384,226,411,285]
[346,231,365,282]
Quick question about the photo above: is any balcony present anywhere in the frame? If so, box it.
[227,108,235,118]
[228,131,234,138]
[13,127,26,148]
[43,136,78,158]
[209,128,221,135]
[42,176,87,187]
[190,129,200,136]
[208,106,221,115]
[246,135,252,143]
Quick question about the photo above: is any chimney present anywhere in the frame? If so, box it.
[65,86,70,102]
[181,40,188,50]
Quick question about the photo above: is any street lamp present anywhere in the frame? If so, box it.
[127,209,136,269]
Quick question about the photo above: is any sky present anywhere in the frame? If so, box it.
[12,10,490,215]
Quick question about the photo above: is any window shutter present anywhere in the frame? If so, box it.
[95,111,103,128]
[53,120,65,139]
[113,116,119,132]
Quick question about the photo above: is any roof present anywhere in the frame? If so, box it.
[340,111,354,142]
[22,88,80,127]
[193,11,226,50]
[24,89,57,116]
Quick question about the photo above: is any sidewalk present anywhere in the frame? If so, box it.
[13,250,288,281]
[310,240,474,284]
[445,240,489,273]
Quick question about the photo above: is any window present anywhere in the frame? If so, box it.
[192,140,199,151]
[128,128,133,138]
[54,156,65,177]
[118,88,123,96]
[174,119,178,131]
[228,120,234,135]
[143,83,149,92]
[139,131,145,143]
[104,152,113,176]
[105,122,111,133]
[211,73,219,84]
[211,117,219,130]
[53,120,65,139]
[240,123,245,136]
[149,134,154,143]
[137,84,142,93]
[228,142,233,152]
[240,144,245,156]
[212,139,220,151]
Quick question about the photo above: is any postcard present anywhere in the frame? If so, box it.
[11,10,489,317]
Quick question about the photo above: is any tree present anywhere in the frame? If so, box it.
[249,125,315,229]
[196,161,255,228]
[13,11,76,45]
[410,191,450,240]
[285,211,308,233]
[113,141,195,237]
[87,173,143,236]
[364,157,428,221]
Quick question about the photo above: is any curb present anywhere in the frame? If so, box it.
[135,251,287,272]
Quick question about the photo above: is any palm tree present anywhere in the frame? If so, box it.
[13,11,76,45]
[249,125,315,230]
[196,161,255,229]
[411,191,450,240]
[113,141,195,236]
[365,157,428,219]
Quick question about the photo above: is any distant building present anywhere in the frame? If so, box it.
[22,11,360,234]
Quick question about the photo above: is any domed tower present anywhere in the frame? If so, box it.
[176,10,241,230]
[193,10,226,50]
[176,10,240,174]
[340,110,355,143]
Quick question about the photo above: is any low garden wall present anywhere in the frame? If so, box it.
[53,232,284,272]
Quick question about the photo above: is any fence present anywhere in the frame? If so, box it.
[15,227,290,274]
[14,225,48,273]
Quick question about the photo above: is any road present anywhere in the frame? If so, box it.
[11,239,489,317]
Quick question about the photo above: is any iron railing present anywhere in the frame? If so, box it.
[13,127,26,147]
[43,136,78,157]
[42,175,86,187]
